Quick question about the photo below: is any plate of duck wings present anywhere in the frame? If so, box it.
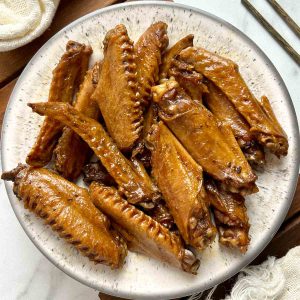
[1,1,299,299]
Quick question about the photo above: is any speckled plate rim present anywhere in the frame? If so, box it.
[1,1,300,299]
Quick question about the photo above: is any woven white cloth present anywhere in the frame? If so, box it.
[0,0,60,52]
[189,246,300,300]
[225,246,300,300]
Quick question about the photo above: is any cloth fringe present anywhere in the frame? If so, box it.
[187,246,300,300]
[224,257,285,300]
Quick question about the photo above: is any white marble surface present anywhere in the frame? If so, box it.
[0,1,298,300]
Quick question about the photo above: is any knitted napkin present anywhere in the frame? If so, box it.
[0,0,60,52]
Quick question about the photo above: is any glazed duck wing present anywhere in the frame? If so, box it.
[147,122,216,250]
[205,178,250,253]
[90,182,200,274]
[54,62,102,180]
[92,25,142,151]
[140,103,159,139]
[28,102,160,205]
[152,79,257,195]
[135,22,169,108]
[26,41,92,167]
[81,99,175,220]
[178,47,288,157]
[131,104,158,168]
[169,59,208,101]
[159,34,194,79]
[1,165,127,268]
[170,62,264,164]
[204,81,265,165]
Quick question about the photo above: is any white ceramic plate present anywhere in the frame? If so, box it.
[2,2,299,299]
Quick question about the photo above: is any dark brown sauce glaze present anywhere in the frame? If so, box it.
[152,79,258,195]
[90,182,200,274]
[2,165,127,268]
[29,102,160,205]
[26,41,92,167]
[92,24,142,151]
[147,122,216,250]
[179,47,288,157]
[135,22,169,108]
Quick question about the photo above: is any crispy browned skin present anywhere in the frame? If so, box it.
[169,59,208,101]
[205,178,250,253]
[90,182,200,274]
[204,81,265,165]
[135,22,169,108]
[54,62,101,180]
[152,79,257,195]
[147,122,216,250]
[28,102,160,205]
[92,25,142,151]
[178,47,288,157]
[1,165,127,268]
[26,41,92,167]
[159,34,194,79]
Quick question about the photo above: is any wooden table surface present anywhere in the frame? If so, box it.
[0,1,299,299]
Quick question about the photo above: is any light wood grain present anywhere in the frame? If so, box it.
[99,293,125,300]
[268,0,300,38]
[253,214,300,264]
[0,0,121,87]
[0,78,17,132]
[286,180,300,220]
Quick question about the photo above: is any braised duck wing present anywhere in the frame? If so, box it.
[204,81,265,165]
[92,25,142,151]
[135,22,169,108]
[205,178,250,253]
[147,122,216,250]
[152,79,257,195]
[54,62,102,180]
[160,34,194,79]
[26,41,92,166]
[178,47,288,157]
[1,165,127,269]
[90,182,200,274]
[28,102,160,205]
